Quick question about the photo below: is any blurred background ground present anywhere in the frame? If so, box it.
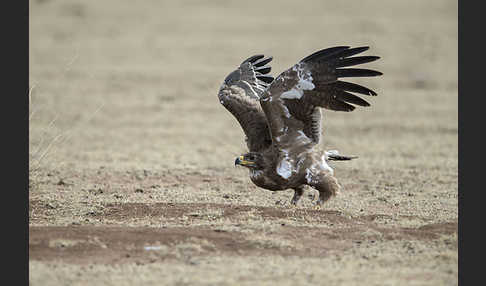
[29,0,457,285]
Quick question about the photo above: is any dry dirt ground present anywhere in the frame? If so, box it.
[29,0,457,285]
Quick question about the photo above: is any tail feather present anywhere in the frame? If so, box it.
[327,154,358,161]
[325,150,358,161]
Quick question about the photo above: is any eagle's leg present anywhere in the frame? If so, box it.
[308,174,341,208]
[290,186,305,206]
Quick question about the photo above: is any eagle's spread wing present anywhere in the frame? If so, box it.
[218,55,275,151]
[259,46,382,148]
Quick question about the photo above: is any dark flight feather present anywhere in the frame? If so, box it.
[331,81,377,96]
[254,56,273,67]
[328,99,355,112]
[335,68,383,78]
[300,46,350,63]
[257,75,274,84]
[334,46,370,58]
[336,56,380,68]
[255,66,272,75]
[242,54,265,64]
[334,90,370,106]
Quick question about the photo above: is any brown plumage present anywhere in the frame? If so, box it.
[218,46,382,207]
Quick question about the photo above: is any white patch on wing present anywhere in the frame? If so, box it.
[296,77,315,90]
[281,88,304,99]
[277,161,292,179]
[276,151,293,179]
[280,64,315,99]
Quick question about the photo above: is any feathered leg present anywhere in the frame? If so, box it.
[307,173,341,209]
[290,186,305,205]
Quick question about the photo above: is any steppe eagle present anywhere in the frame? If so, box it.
[218,46,382,207]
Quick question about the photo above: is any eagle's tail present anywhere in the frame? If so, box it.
[325,150,358,161]
[327,154,358,161]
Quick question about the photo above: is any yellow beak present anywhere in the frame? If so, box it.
[235,155,255,167]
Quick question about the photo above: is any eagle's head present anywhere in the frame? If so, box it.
[235,152,265,170]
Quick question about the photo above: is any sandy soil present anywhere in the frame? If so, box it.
[29,0,457,285]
